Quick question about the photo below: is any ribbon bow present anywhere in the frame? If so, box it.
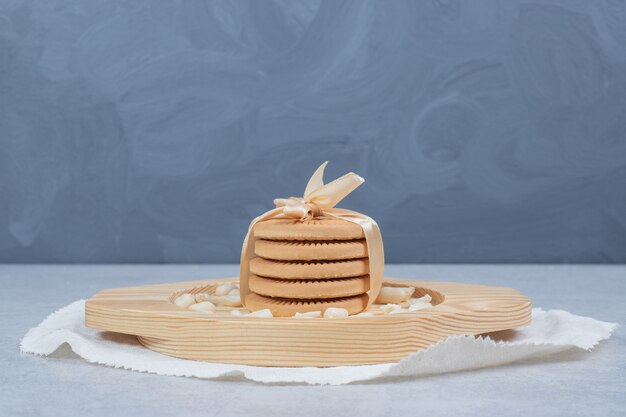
[239,162,384,310]
[273,161,365,220]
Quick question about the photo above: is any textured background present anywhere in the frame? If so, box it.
[1,0,625,264]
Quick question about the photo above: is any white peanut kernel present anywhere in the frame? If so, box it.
[215,295,242,307]
[410,294,432,305]
[294,311,322,318]
[323,308,349,318]
[375,286,415,304]
[215,283,238,296]
[194,293,211,303]
[246,309,273,318]
[174,293,196,308]
[408,303,431,312]
[189,301,216,312]
[380,304,402,314]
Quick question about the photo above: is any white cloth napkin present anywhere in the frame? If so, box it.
[21,300,617,385]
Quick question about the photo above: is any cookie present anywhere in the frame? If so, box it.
[254,239,368,261]
[245,292,368,317]
[253,218,365,241]
[249,257,369,280]
[249,275,369,299]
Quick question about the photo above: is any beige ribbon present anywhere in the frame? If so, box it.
[240,161,384,309]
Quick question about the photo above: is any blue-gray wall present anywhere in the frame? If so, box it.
[1,0,625,264]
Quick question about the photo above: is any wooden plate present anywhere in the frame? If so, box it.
[85,277,531,367]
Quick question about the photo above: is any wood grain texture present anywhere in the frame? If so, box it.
[85,277,532,367]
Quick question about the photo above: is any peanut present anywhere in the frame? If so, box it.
[214,295,242,307]
[294,311,321,318]
[246,309,273,318]
[408,302,431,312]
[323,307,349,318]
[174,293,196,308]
[189,301,216,312]
[215,283,238,296]
[194,293,211,303]
[375,286,415,304]
[410,294,432,305]
[380,303,402,314]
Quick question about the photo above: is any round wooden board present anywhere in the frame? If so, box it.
[85,277,531,367]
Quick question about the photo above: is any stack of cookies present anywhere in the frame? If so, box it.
[244,217,370,317]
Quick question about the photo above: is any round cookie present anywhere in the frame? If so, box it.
[249,275,369,299]
[249,257,369,280]
[245,292,368,317]
[253,218,365,241]
[254,239,368,261]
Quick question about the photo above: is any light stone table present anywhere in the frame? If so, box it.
[1,264,624,417]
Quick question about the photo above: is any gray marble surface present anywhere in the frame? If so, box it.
[2,264,624,417]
